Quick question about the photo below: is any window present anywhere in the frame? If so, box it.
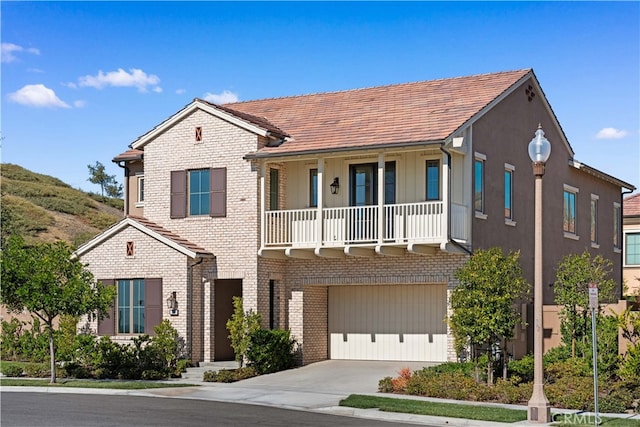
[474,154,486,216]
[590,194,598,245]
[309,169,318,207]
[118,279,145,334]
[426,159,440,201]
[626,232,640,265]
[614,202,621,250]
[97,278,163,336]
[504,164,514,221]
[269,168,279,211]
[563,185,578,236]
[170,168,226,218]
[189,169,210,216]
[384,161,396,204]
[137,175,144,204]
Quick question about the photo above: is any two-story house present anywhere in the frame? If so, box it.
[623,193,640,297]
[76,69,634,365]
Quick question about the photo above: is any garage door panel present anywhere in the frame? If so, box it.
[329,284,447,362]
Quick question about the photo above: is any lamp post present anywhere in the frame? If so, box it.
[527,124,552,423]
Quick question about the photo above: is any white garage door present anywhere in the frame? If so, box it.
[328,284,447,362]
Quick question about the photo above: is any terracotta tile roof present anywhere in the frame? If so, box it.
[127,215,214,257]
[203,101,290,138]
[624,193,640,217]
[113,149,143,162]
[225,69,531,156]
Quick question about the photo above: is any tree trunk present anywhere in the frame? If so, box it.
[502,339,508,380]
[48,324,56,384]
[487,351,494,385]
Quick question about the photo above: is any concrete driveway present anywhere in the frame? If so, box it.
[227,360,437,394]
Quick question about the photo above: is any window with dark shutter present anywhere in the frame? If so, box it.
[210,167,227,217]
[145,278,163,335]
[170,170,187,218]
[97,279,116,336]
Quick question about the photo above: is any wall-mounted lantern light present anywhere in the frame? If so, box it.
[330,177,340,195]
[166,292,179,316]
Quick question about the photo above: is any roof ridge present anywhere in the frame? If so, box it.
[226,69,532,105]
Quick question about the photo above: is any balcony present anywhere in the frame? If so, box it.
[261,201,467,257]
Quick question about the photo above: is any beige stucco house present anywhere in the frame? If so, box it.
[75,69,634,365]
[623,193,640,297]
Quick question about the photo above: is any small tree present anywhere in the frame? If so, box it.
[554,251,616,358]
[226,297,261,367]
[87,161,121,200]
[0,235,116,383]
[448,248,529,384]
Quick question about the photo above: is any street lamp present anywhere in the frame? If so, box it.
[527,124,552,423]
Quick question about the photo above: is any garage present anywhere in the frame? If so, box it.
[328,284,448,362]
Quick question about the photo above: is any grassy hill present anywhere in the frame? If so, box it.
[1,163,124,247]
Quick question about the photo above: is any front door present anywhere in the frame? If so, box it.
[349,164,376,241]
[214,279,242,361]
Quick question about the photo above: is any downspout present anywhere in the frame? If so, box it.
[619,188,634,299]
[440,144,473,255]
[187,257,204,362]
[114,161,129,217]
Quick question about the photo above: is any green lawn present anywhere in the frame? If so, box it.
[0,378,198,390]
[339,394,527,423]
[339,395,640,426]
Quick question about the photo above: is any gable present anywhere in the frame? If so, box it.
[75,216,214,259]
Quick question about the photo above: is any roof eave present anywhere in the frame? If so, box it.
[569,159,636,192]
[244,138,446,160]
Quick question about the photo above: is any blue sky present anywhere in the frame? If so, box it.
[2,1,639,193]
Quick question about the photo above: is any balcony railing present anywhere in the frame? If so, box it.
[263,201,467,248]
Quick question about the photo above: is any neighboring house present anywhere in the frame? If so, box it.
[76,69,634,365]
[623,193,640,297]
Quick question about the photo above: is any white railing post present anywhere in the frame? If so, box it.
[378,154,384,244]
[260,163,266,247]
[441,150,449,241]
[317,159,324,248]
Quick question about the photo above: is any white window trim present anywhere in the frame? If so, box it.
[474,152,486,217]
[590,194,598,248]
[563,184,579,239]
[614,202,622,253]
[504,163,515,226]
[623,228,640,267]
[135,174,144,207]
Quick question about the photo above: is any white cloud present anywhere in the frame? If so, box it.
[203,90,239,104]
[596,127,628,139]
[8,84,70,108]
[175,88,186,95]
[78,68,161,92]
[152,86,163,93]
[1,42,40,63]
[73,100,87,108]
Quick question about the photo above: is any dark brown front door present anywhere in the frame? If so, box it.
[214,279,242,361]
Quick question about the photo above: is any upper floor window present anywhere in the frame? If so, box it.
[614,202,621,250]
[626,232,640,265]
[474,153,486,217]
[563,184,578,237]
[137,175,145,204]
[170,168,226,218]
[385,161,396,204]
[189,169,210,216]
[504,164,514,222]
[309,169,318,207]
[426,159,440,201]
[590,194,598,245]
[269,168,279,211]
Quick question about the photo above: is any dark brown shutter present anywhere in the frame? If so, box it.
[210,167,227,217]
[145,278,163,335]
[170,170,187,218]
[97,279,115,336]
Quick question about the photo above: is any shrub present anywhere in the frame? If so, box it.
[246,329,296,374]
[203,367,258,383]
[226,297,261,367]
[619,344,640,383]
[545,375,594,410]
[1,364,24,377]
[390,367,412,392]
[545,358,590,383]
[508,354,533,384]
[23,362,50,378]
[378,376,394,393]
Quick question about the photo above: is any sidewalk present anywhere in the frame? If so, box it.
[3,360,639,426]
